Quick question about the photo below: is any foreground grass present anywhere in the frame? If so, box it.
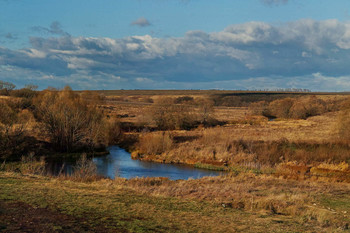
[1,172,349,232]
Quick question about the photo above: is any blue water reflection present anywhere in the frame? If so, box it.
[93,146,222,180]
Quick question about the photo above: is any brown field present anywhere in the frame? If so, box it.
[99,91,348,123]
[91,89,350,96]
[96,90,346,143]
[2,89,350,232]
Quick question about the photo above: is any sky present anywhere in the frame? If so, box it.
[1,0,350,91]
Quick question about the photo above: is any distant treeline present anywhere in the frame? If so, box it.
[249,88,311,92]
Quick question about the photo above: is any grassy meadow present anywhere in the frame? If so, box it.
[1,87,350,232]
[1,172,350,232]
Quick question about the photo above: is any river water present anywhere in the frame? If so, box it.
[47,146,222,180]
[93,146,222,180]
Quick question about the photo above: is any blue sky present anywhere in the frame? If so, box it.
[1,0,350,90]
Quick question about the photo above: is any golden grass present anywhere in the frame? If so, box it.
[134,110,343,156]
[100,92,340,140]
[130,107,350,183]
[98,92,348,125]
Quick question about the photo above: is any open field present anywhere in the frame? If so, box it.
[1,172,350,232]
[91,90,350,96]
[98,91,349,124]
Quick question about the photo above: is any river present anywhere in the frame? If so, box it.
[93,146,222,180]
[47,146,222,180]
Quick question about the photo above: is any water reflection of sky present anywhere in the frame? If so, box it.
[93,146,222,180]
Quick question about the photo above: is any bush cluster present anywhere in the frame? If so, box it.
[34,86,121,152]
[0,100,34,159]
[0,84,122,160]
[138,132,173,155]
[149,97,217,130]
[257,96,328,119]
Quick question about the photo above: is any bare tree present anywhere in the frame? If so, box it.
[0,80,16,95]
[24,84,38,91]
[196,98,214,125]
[34,86,107,152]
[150,97,196,130]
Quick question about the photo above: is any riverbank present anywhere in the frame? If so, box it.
[1,171,349,232]
[129,110,350,182]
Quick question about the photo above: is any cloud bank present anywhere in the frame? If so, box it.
[2,19,350,90]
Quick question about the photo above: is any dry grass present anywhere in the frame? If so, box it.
[136,132,173,156]
[132,108,350,182]
[1,171,349,231]
[19,153,46,175]
[121,173,350,219]
[135,111,345,159]
[99,92,343,135]
[67,153,102,182]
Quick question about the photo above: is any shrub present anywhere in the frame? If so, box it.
[0,80,16,96]
[196,98,215,126]
[289,96,326,119]
[150,97,197,130]
[33,86,109,152]
[71,153,99,181]
[249,101,268,115]
[0,100,17,126]
[138,132,173,155]
[0,100,31,159]
[79,91,105,104]
[174,96,194,104]
[220,96,244,107]
[264,98,294,118]
[106,118,122,145]
[10,88,37,99]
[263,96,327,119]
[20,153,46,175]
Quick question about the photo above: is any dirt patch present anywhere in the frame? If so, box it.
[0,200,124,233]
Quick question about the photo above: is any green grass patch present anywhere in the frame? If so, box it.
[319,195,350,212]
[194,163,226,171]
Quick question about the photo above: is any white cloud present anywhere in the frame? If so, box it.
[301,51,311,58]
[136,77,153,82]
[66,57,98,69]
[2,19,350,90]
[22,49,46,58]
